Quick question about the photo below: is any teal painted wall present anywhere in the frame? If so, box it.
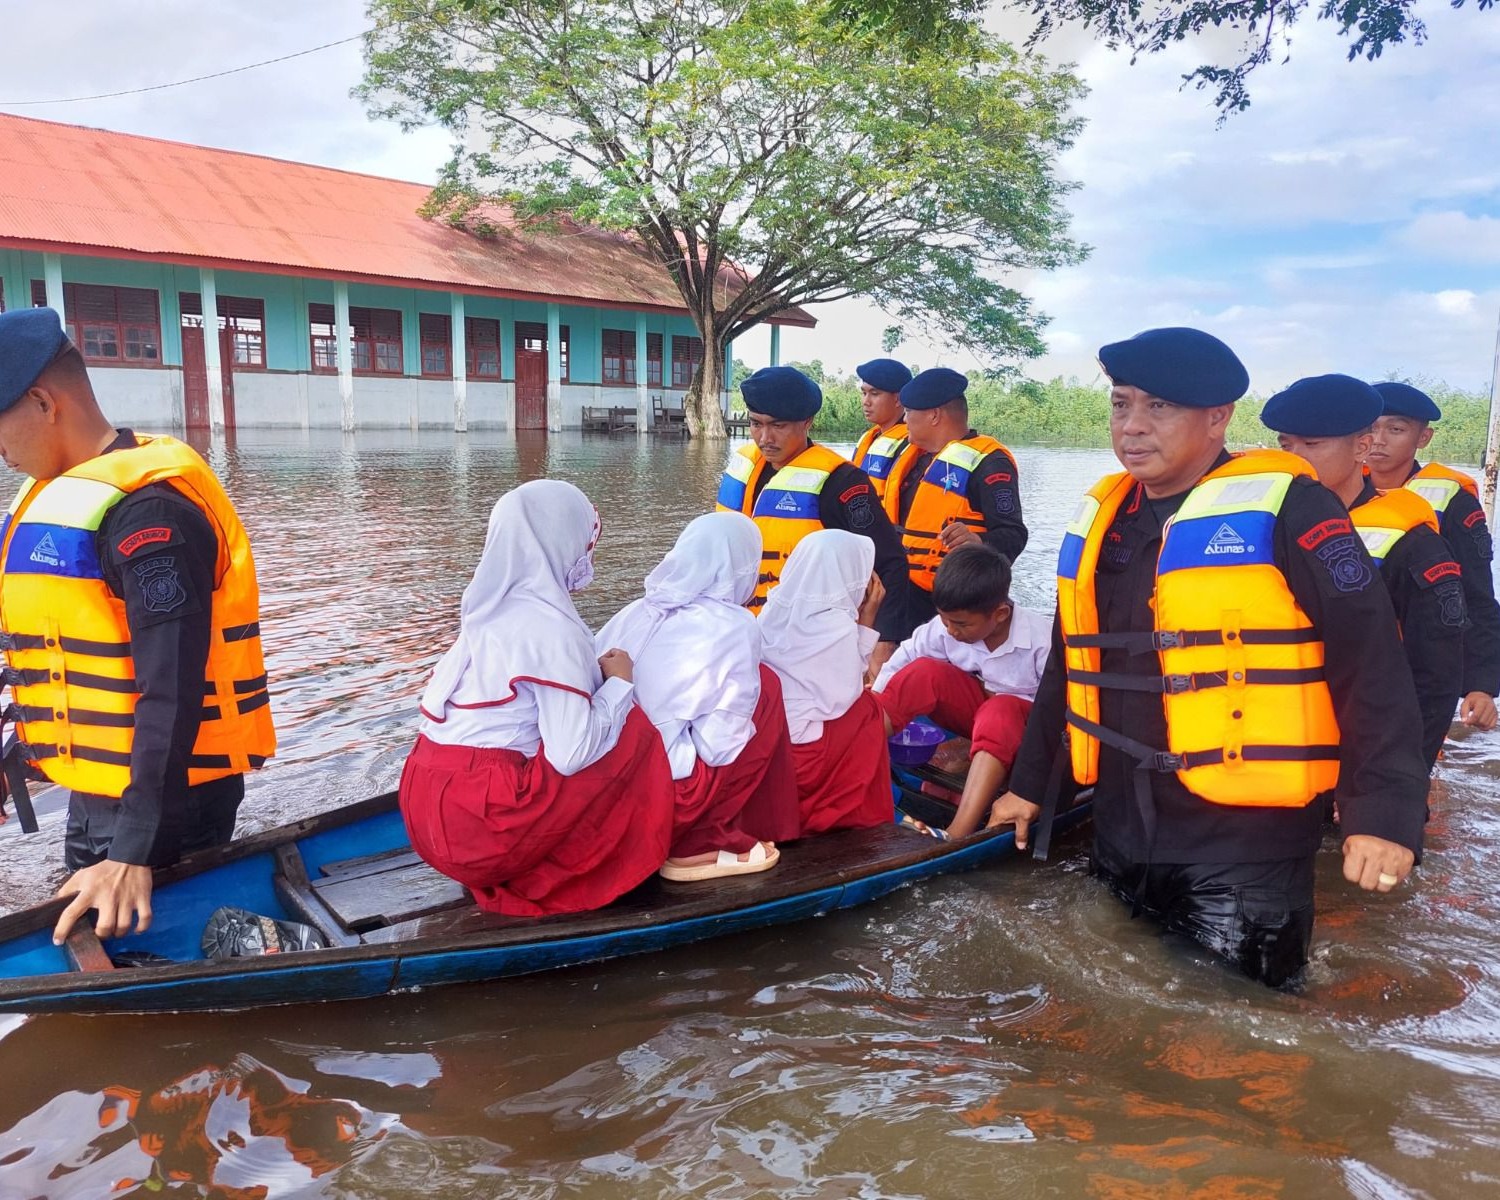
[3,248,719,387]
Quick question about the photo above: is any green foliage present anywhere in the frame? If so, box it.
[360,0,1087,366]
[836,0,1494,114]
[813,372,1492,464]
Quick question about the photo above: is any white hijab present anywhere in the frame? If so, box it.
[759,529,875,741]
[420,479,602,720]
[596,512,763,727]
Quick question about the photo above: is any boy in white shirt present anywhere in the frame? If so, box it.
[874,544,1051,838]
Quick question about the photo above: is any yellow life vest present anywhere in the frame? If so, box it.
[852,422,909,502]
[1057,450,1340,806]
[1404,462,1480,521]
[885,434,1012,591]
[1351,488,1440,567]
[0,435,276,797]
[715,443,850,611]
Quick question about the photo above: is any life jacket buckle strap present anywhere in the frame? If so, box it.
[1163,674,1194,694]
[1154,631,1184,650]
[1150,751,1184,773]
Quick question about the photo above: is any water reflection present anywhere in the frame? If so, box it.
[0,433,1496,1198]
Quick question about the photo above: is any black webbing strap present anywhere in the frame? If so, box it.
[1030,736,1071,863]
[0,727,38,834]
[1066,666,1326,694]
[1064,627,1321,655]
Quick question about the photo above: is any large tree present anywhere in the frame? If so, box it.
[360,0,1084,436]
[838,0,1494,114]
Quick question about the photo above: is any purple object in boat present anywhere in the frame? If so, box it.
[887,720,948,765]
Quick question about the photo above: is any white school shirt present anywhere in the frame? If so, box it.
[873,605,1052,700]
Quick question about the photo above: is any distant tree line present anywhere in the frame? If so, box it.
[730,361,1492,465]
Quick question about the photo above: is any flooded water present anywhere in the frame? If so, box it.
[1,431,1498,1199]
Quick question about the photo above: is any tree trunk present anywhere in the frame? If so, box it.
[685,335,728,439]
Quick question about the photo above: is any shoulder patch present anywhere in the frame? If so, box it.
[845,490,875,530]
[1423,561,1461,584]
[117,526,173,557]
[133,556,188,614]
[985,471,1013,485]
[1436,579,1468,627]
[1315,535,1373,594]
[1464,509,1487,529]
[1297,517,1353,552]
[839,483,870,503]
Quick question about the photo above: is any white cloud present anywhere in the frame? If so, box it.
[1397,213,1500,265]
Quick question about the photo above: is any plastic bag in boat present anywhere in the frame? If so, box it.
[201,906,328,958]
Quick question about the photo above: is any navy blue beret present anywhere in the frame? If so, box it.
[0,308,68,416]
[899,367,968,411]
[1261,374,1383,437]
[740,365,822,420]
[855,358,913,394]
[1097,327,1249,408]
[1372,381,1441,423]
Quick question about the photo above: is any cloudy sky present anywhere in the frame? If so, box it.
[4,0,1497,395]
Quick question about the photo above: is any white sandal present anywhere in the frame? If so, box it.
[659,841,780,882]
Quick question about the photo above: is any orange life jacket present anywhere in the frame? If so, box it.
[0,435,275,797]
[1404,462,1480,521]
[884,434,1011,591]
[1057,449,1340,806]
[715,442,850,611]
[1351,487,1440,567]
[852,422,909,502]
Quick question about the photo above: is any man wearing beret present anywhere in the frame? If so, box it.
[1263,374,1466,770]
[851,358,912,504]
[0,308,275,947]
[880,366,1027,630]
[1367,382,1500,735]
[989,328,1428,988]
[716,365,913,646]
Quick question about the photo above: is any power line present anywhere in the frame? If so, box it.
[0,35,364,107]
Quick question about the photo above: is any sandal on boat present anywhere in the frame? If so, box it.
[659,842,780,883]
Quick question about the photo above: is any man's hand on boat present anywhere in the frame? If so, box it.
[986,791,1042,849]
[52,861,153,944]
[1460,690,1498,731]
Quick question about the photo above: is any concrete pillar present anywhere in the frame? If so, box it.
[634,313,649,436]
[546,302,562,432]
[334,281,355,433]
[199,268,227,437]
[43,253,65,323]
[769,324,781,367]
[451,293,468,433]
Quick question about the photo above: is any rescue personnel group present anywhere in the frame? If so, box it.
[1,306,1492,989]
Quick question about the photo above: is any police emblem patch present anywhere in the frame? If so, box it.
[846,491,875,530]
[1314,535,1373,594]
[133,556,188,614]
[1436,580,1467,628]
[993,487,1016,515]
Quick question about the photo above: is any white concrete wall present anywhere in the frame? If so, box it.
[464,381,511,430]
[93,366,183,430]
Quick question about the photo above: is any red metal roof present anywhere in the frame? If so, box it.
[0,113,814,326]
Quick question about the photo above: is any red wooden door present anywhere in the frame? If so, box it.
[181,326,236,430]
[514,321,548,431]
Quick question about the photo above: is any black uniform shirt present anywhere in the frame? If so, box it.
[1010,457,1430,864]
[749,448,913,643]
[92,429,220,866]
[1407,461,1500,696]
[1351,476,1466,769]
[895,436,1028,565]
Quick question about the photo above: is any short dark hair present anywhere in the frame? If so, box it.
[941,394,969,422]
[933,543,1011,613]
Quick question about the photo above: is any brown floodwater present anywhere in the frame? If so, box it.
[0,431,1497,1199]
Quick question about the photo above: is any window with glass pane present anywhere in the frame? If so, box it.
[466,318,501,378]
[647,333,663,386]
[33,281,160,366]
[420,313,450,376]
[671,335,705,388]
[602,329,635,385]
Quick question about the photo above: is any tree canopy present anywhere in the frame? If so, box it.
[837,0,1494,113]
[360,0,1085,435]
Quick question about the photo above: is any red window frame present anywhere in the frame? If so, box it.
[602,328,636,386]
[647,333,663,387]
[419,313,450,377]
[32,280,162,367]
[466,317,501,379]
[309,303,404,376]
[671,335,705,389]
[179,293,267,369]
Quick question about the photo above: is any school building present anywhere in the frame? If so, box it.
[0,113,812,433]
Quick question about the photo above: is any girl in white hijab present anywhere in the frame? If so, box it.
[400,480,675,917]
[760,530,894,833]
[597,512,799,880]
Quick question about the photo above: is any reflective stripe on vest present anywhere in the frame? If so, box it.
[854,423,909,500]
[1404,463,1478,520]
[889,435,1010,591]
[1057,449,1340,807]
[0,435,276,797]
[1352,488,1439,566]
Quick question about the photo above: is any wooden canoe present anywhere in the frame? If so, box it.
[0,786,1089,1015]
